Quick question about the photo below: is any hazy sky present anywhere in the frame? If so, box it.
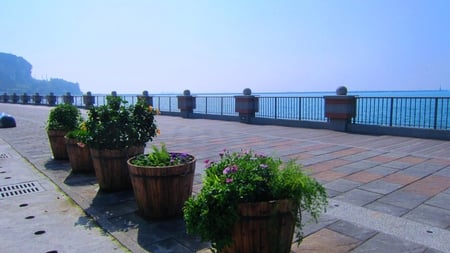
[1,0,449,94]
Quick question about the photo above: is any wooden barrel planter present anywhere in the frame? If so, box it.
[90,146,144,191]
[47,130,69,160]
[222,199,298,253]
[65,138,94,173]
[127,154,196,219]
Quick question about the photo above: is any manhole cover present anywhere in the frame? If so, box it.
[0,153,10,159]
[0,181,45,199]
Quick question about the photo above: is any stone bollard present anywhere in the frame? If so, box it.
[63,92,74,105]
[324,86,356,131]
[235,88,259,123]
[32,93,42,105]
[177,89,196,118]
[83,91,95,108]
[138,90,153,106]
[46,92,57,106]
[21,93,30,104]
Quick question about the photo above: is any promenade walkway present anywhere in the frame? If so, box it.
[0,103,449,253]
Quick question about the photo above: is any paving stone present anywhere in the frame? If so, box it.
[351,233,427,253]
[397,156,428,164]
[403,204,450,229]
[399,164,445,178]
[384,161,412,169]
[345,171,384,183]
[313,170,348,182]
[358,179,403,194]
[143,238,193,253]
[423,248,446,253]
[402,175,450,197]
[325,178,362,193]
[333,160,379,174]
[368,154,401,163]
[327,220,377,241]
[364,201,410,217]
[300,213,339,237]
[382,172,419,185]
[378,190,429,209]
[341,151,382,162]
[366,165,398,176]
[425,193,450,210]
[334,189,382,206]
[292,228,360,253]
[435,166,450,178]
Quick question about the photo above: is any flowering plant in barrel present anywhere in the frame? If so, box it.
[127,143,196,218]
[82,95,160,191]
[183,149,328,252]
[46,103,82,160]
[83,96,159,150]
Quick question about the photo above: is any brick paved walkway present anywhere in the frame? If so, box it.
[0,103,449,252]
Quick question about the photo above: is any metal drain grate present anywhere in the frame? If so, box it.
[0,153,10,159]
[0,181,45,199]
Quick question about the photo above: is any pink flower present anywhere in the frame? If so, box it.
[225,178,233,183]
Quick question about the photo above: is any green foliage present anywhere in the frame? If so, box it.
[84,96,158,150]
[65,121,89,142]
[183,150,328,251]
[130,143,194,167]
[46,103,82,131]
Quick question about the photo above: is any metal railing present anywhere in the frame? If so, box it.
[2,93,449,130]
[257,97,326,121]
[354,97,450,130]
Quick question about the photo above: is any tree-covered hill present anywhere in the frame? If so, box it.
[0,52,82,95]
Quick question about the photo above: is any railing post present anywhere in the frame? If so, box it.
[21,93,30,104]
[11,93,19,103]
[46,92,57,106]
[235,88,259,123]
[389,98,394,127]
[1,93,9,103]
[83,91,95,108]
[433,97,439,129]
[138,90,153,106]
[32,92,42,105]
[63,92,74,105]
[324,86,356,131]
[177,89,196,118]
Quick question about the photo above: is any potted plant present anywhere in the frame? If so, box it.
[183,149,328,253]
[127,143,196,219]
[65,121,94,173]
[84,96,158,191]
[46,103,82,160]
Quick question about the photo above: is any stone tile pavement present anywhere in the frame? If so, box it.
[0,103,449,252]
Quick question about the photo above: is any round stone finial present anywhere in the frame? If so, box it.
[142,90,149,96]
[111,91,117,96]
[86,91,92,96]
[183,89,191,96]
[243,88,252,96]
[336,86,348,95]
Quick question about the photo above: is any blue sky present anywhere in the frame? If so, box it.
[1,0,449,94]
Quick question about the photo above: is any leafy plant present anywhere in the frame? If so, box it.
[46,103,82,131]
[65,121,89,143]
[83,96,159,149]
[130,143,194,166]
[183,149,328,251]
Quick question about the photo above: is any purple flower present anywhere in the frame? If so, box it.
[225,178,233,183]
[223,167,231,174]
[231,165,238,172]
[260,164,268,169]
